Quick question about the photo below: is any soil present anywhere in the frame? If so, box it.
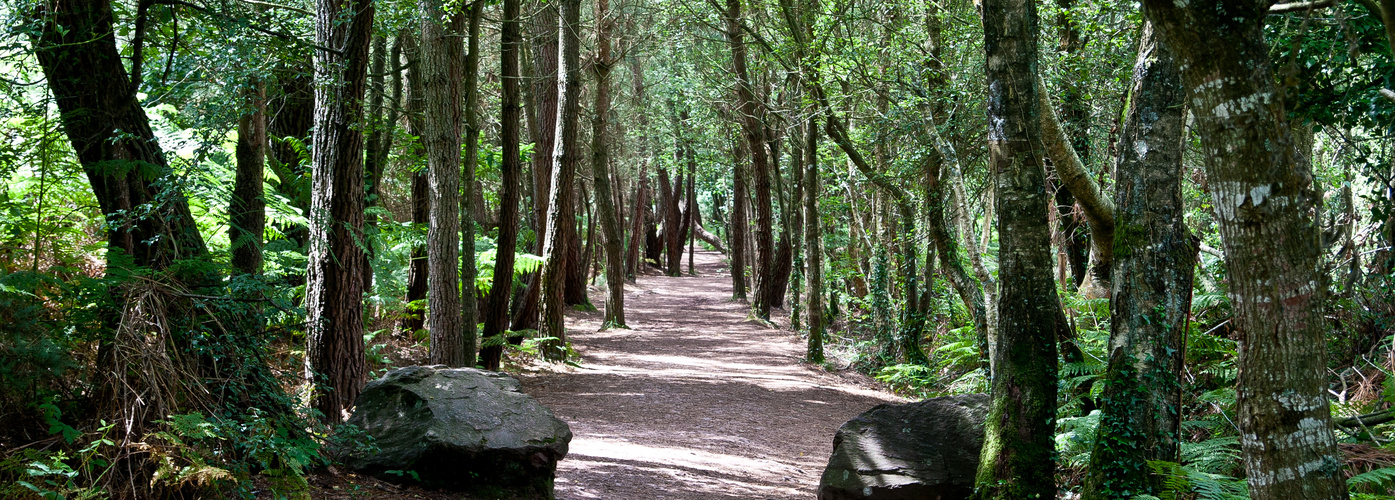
[517,250,901,499]
[292,250,900,499]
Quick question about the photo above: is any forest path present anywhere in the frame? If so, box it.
[517,250,902,500]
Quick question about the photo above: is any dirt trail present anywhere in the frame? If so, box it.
[518,250,901,500]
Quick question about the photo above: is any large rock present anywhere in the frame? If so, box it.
[346,365,571,498]
[818,393,989,500]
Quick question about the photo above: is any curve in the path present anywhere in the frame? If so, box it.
[519,250,901,500]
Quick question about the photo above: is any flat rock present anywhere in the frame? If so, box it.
[347,365,572,498]
[817,393,989,500]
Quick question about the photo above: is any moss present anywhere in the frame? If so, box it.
[1112,221,1147,260]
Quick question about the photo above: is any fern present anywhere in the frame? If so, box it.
[1349,466,1395,495]
[1148,460,1248,500]
[1181,436,1242,475]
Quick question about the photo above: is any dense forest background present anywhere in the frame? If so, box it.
[1,0,1395,498]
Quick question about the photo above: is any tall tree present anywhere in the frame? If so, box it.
[729,135,751,301]
[400,35,429,338]
[1141,1,1349,498]
[304,0,374,422]
[1080,22,1194,500]
[803,116,825,363]
[231,80,267,275]
[971,0,1059,496]
[363,34,388,292]
[420,0,464,366]
[460,0,485,368]
[33,0,208,270]
[590,0,626,328]
[722,0,776,319]
[540,0,583,360]
[482,0,525,371]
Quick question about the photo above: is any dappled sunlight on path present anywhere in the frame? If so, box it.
[518,251,901,499]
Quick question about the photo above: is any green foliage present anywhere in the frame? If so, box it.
[1349,466,1395,497]
[1147,460,1249,500]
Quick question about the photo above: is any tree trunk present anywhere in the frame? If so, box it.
[971,0,1059,496]
[687,154,696,275]
[660,165,682,276]
[33,0,208,270]
[626,57,650,282]
[1080,22,1194,500]
[1141,2,1349,498]
[511,1,561,333]
[1037,74,1115,298]
[590,0,625,328]
[363,34,388,292]
[730,137,750,301]
[482,0,524,371]
[305,0,374,422]
[231,79,267,275]
[400,36,429,338]
[268,67,314,253]
[804,116,825,362]
[420,0,464,366]
[460,0,484,368]
[722,0,776,319]
[540,0,582,360]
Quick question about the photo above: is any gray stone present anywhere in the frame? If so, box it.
[817,393,989,500]
[346,365,571,498]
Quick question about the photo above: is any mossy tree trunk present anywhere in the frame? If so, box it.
[1080,22,1194,500]
[971,0,1060,497]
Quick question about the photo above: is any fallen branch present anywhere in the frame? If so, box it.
[1335,409,1395,428]
[1268,0,1335,14]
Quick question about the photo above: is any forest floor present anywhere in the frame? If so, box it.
[515,250,901,499]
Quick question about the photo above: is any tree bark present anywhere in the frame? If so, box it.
[660,165,682,276]
[540,0,583,360]
[400,35,428,338]
[420,0,464,366]
[482,0,524,371]
[1037,74,1115,298]
[33,0,208,270]
[804,116,825,362]
[626,57,650,282]
[460,0,484,368]
[511,1,561,333]
[1141,1,1349,498]
[305,0,374,422]
[363,34,388,292]
[722,0,776,319]
[730,137,750,301]
[591,0,626,328]
[231,79,267,275]
[1080,22,1194,500]
[971,0,1059,496]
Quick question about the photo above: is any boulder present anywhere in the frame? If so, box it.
[817,393,989,500]
[346,365,571,498]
